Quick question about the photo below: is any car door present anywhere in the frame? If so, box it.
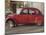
[28,9,35,23]
[16,9,28,24]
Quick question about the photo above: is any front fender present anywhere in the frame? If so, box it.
[5,15,16,23]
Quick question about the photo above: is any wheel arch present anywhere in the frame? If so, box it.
[6,18,15,23]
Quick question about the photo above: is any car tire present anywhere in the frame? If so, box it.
[6,20,16,28]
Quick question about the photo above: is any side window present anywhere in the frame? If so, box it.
[29,10,35,15]
[35,10,39,15]
[20,9,28,14]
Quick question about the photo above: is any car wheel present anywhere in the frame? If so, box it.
[6,20,16,28]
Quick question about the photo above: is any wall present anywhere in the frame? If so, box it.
[32,2,44,15]
[5,0,44,15]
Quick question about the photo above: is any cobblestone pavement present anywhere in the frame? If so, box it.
[5,25,44,35]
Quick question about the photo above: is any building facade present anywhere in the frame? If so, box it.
[5,0,44,15]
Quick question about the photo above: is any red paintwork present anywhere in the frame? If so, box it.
[6,8,44,25]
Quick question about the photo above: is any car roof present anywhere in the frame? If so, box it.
[22,7,39,10]
[22,7,41,13]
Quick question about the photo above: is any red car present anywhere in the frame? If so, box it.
[6,8,44,27]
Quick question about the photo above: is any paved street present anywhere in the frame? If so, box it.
[5,25,44,35]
